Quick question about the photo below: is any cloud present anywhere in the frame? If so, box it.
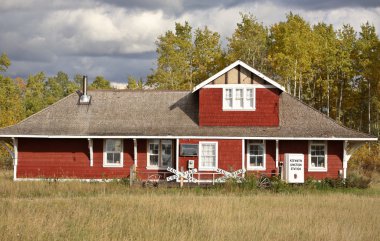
[1,0,379,83]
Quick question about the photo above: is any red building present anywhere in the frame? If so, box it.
[0,61,377,183]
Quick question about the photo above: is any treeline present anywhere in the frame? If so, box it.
[148,13,380,137]
[0,60,116,129]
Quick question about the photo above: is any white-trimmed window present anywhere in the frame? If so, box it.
[147,139,173,169]
[225,88,233,108]
[199,142,218,171]
[223,87,255,110]
[103,139,123,167]
[247,140,266,170]
[308,141,328,172]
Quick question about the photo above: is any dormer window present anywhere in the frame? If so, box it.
[223,86,255,111]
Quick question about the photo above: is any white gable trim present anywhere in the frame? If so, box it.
[192,60,286,93]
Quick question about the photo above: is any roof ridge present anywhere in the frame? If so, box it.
[282,92,376,138]
[88,89,191,93]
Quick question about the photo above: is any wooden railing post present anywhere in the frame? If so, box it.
[130,164,135,187]
[180,166,184,188]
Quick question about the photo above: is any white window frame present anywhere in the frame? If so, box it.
[308,141,328,172]
[199,141,218,171]
[147,139,173,170]
[103,139,124,168]
[222,86,256,111]
[247,140,266,171]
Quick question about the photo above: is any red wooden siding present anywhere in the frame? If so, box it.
[199,88,280,126]
[17,138,176,180]
[135,139,175,180]
[178,139,243,181]
[16,138,343,180]
[279,140,343,179]
[246,140,277,176]
[17,138,134,179]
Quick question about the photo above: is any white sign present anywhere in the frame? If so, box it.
[166,167,198,183]
[215,168,246,183]
[285,154,304,183]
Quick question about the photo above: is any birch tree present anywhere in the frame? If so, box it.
[227,13,268,73]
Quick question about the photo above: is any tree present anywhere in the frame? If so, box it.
[89,76,112,90]
[45,71,80,105]
[355,22,379,134]
[227,13,268,73]
[127,76,138,90]
[0,52,10,72]
[312,23,339,117]
[148,22,225,90]
[25,72,46,117]
[148,22,193,90]
[0,76,24,127]
[138,78,144,89]
[193,26,224,85]
[335,25,356,122]
[269,12,315,100]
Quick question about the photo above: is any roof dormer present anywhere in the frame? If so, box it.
[195,60,284,127]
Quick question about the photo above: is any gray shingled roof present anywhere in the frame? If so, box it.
[0,90,375,139]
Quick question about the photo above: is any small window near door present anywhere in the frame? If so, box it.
[103,139,123,167]
[147,139,173,169]
[247,140,266,170]
[308,141,327,172]
[199,142,218,171]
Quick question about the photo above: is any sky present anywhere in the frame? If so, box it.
[0,0,379,84]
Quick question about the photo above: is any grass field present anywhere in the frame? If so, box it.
[0,171,379,241]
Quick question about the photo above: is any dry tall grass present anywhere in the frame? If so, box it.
[0,171,379,241]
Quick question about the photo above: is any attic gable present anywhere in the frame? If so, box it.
[192,60,285,92]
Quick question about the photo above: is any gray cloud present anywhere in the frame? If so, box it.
[0,0,379,83]
[275,0,380,10]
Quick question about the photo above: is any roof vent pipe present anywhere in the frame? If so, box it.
[79,75,91,104]
[83,75,88,96]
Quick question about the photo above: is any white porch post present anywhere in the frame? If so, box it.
[176,138,179,182]
[241,139,245,178]
[343,141,348,179]
[343,141,365,180]
[275,139,279,169]
[133,139,138,167]
[12,138,18,181]
[88,138,93,167]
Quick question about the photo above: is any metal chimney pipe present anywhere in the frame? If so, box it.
[83,75,88,96]
[79,75,91,104]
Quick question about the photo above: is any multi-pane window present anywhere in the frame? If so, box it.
[245,89,254,108]
[223,87,255,110]
[309,141,327,171]
[235,88,244,108]
[225,89,233,108]
[103,139,123,167]
[247,140,265,170]
[199,142,218,171]
[148,140,172,169]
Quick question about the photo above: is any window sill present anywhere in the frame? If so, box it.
[146,166,170,170]
[308,168,327,172]
[198,167,217,172]
[222,108,256,112]
[103,164,123,168]
[247,166,266,171]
